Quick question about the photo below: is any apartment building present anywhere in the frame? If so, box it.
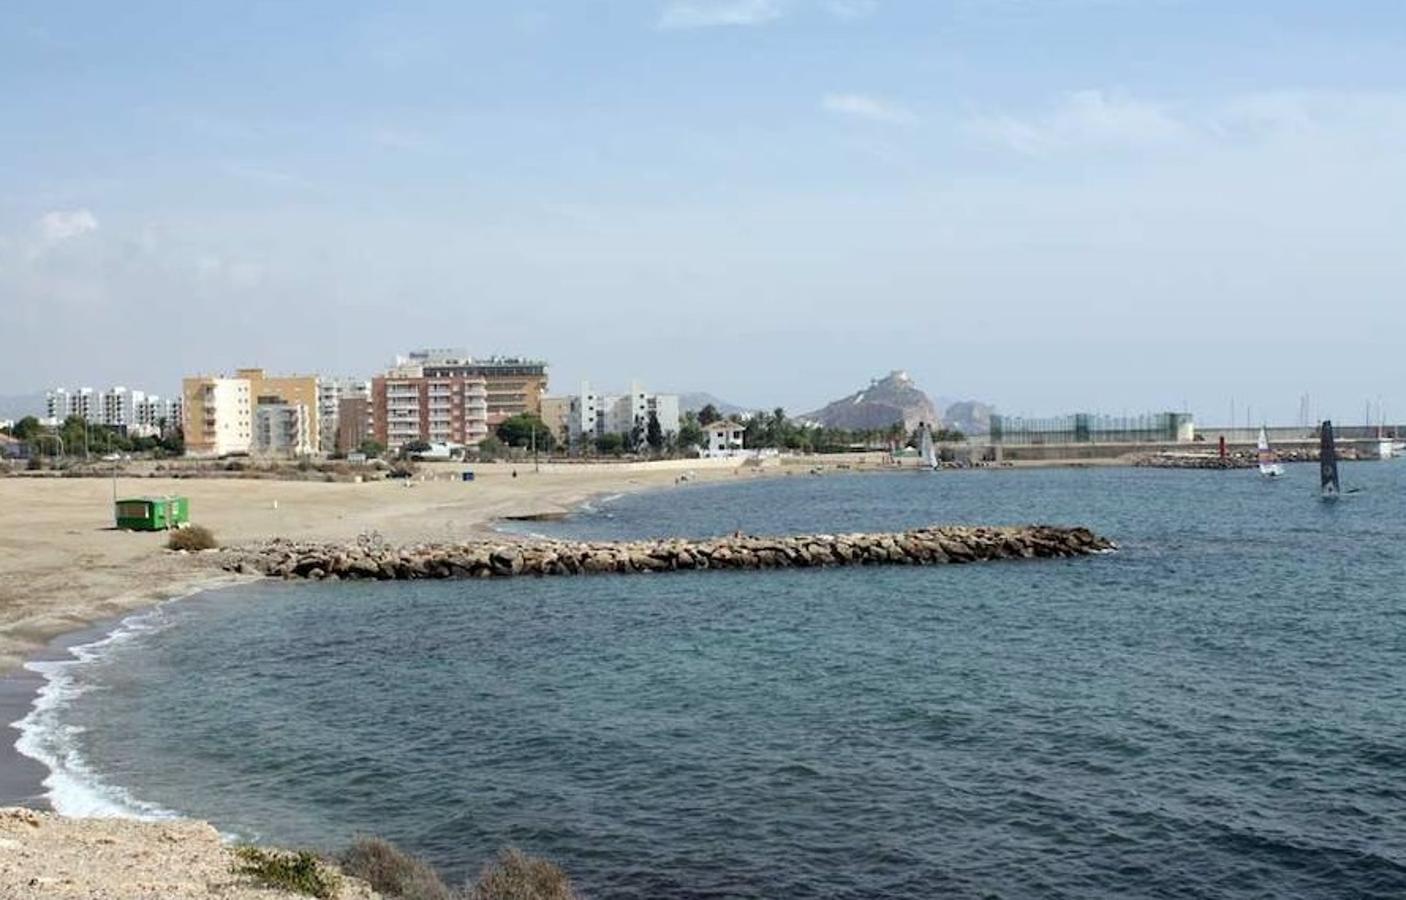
[335,396,371,454]
[371,362,490,452]
[538,395,572,447]
[44,385,179,436]
[253,402,313,456]
[318,378,371,453]
[183,368,317,457]
[99,387,144,430]
[564,381,681,448]
[44,387,95,424]
[236,368,321,453]
[397,350,547,423]
[134,394,182,436]
[182,376,253,456]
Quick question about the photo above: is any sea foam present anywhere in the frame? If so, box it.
[12,605,181,820]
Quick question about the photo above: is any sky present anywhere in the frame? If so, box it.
[2,0,1404,425]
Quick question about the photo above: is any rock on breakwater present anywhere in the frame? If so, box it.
[218,525,1115,582]
[1133,446,1360,469]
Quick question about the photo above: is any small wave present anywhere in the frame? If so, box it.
[11,604,185,820]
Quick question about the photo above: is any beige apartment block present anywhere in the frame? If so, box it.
[236,368,321,453]
[538,395,571,446]
[183,368,321,457]
[182,376,252,457]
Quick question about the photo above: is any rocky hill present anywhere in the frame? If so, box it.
[801,371,940,433]
[678,392,751,417]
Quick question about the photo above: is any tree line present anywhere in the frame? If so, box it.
[2,415,184,457]
[469,405,964,460]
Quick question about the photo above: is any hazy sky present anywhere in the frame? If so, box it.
[2,1,1403,424]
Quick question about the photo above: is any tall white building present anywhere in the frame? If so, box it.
[44,388,70,424]
[100,387,144,430]
[563,381,680,449]
[46,385,172,432]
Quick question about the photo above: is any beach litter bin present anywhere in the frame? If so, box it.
[115,496,190,531]
[461,470,475,482]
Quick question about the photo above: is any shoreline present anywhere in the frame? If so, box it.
[0,460,766,678]
[0,461,766,815]
[0,578,255,814]
[0,460,1107,818]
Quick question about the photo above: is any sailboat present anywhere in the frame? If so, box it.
[1256,427,1284,477]
[918,422,938,470]
[1319,420,1340,500]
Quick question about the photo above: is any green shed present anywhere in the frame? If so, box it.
[115,496,190,531]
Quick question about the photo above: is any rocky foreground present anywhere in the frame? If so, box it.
[0,808,379,899]
[219,525,1116,581]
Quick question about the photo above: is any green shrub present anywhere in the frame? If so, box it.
[468,848,579,900]
[167,524,217,551]
[340,837,453,900]
[231,846,341,899]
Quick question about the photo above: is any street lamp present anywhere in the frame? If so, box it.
[30,433,64,460]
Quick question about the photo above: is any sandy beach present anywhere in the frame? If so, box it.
[0,459,781,678]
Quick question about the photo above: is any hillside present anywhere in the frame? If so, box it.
[942,400,995,436]
[800,371,940,433]
[0,392,44,420]
[678,392,751,417]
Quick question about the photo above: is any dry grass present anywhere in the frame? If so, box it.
[167,524,217,551]
[467,848,580,900]
[340,837,454,900]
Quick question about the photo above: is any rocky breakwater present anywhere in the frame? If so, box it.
[1134,446,1350,469]
[219,525,1116,582]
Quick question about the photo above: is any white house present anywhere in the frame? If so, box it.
[703,420,746,458]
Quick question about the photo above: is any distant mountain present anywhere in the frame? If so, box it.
[678,392,751,417]
[0,392,44,420]
[800,371,940,433]
[943,400,995,436]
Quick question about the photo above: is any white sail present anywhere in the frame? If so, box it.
[919,423,937,470]
[1257,427,1283,477]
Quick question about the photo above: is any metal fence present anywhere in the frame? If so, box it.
[990,412,1191,445]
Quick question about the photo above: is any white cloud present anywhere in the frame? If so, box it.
[822,92,917,125]
[968,89,1190,155]
[967,88,1406,160]
[825,0,877,20]
[658,0,785,30]
[37,209,99,243]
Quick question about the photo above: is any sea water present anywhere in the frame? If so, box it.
[17,465,1406,898]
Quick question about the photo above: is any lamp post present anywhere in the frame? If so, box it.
[31,434,64,460]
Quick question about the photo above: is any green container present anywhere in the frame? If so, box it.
[115,496,190,531]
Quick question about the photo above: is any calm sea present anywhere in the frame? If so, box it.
[17,464,1406,898]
